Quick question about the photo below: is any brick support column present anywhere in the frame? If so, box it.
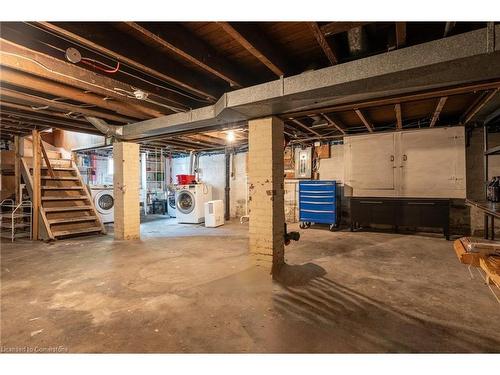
[113,142,140,240]
[248,117,285,274]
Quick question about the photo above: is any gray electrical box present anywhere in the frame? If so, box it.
[294,147,312,178]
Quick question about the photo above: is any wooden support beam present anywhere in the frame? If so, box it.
[395,22,407,49]
[14,136,21,204]
[32,129,41,240]
[354,109,374,132]
[290,119,322,136]
[0,38,170,117]
[1,68,150,120]
[394,103,403,130]
[1,88,134,124]
[35,22,220,102]
[40,141,55,178]
[320,113,346,135]
[124,22,248,88]
[284,80,500,120]
[309,22,338,65]
[218,22,290,77]
[320,22,370,37]
[461,89,499,124]
[429,97,448,127]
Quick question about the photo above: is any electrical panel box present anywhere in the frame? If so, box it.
[294,147,312,179]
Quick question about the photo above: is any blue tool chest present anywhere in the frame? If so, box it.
[299,180,338,230]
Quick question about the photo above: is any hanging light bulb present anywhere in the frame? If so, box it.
[226,130,236,143]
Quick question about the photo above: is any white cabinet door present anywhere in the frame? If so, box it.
[399,127,466,198]
[345,133,396,196]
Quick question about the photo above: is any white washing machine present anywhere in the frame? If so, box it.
[167,189,177,218]
[175,183,212,223]
[90,185,114,224]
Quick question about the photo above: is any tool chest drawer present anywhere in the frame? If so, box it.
[299,181,338,228]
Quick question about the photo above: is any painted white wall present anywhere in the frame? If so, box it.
[317,144,344,182]
[168,152,247,218]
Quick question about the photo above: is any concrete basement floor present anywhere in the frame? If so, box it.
[1,216,499,353]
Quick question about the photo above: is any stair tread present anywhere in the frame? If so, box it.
[41,176,79,180]
[48,216,97,224]
[41,167,74,171]
[44,206,93,212]
[52,226,102,237]
[42,186,84,190]
[42,195,89,201]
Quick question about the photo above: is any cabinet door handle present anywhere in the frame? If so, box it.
[360,201,384,204]
[407,202,435,205]
[402,154,407,161]
[390,155,395,162]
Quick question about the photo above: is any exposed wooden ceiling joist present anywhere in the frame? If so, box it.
[395,22,407,49]
[289,119,322,136]
[429,97,448,127]
[1,88,134,123]
[0,38,167,118]
[218,22,290,77]
[308,22,338,65]
[123,22,249,89]
[35,22,221,102]
[320,22,370,37]
[0,68,149,120]
[354,109,374,132]
[320,113,346,135]
[394,103,403,129]
[460,88,499,124]
[284,80,500,119]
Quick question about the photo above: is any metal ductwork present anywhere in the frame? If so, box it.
[347,26,368,57]
[85,116,124,139]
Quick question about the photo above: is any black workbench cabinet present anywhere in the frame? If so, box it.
[350,197,450,240]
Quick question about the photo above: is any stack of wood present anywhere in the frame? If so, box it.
[454,237,500,287]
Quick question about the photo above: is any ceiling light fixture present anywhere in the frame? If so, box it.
[226,130,236,143]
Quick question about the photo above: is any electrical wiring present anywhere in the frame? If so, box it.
[26,22,211,104]
[80,58,120,74]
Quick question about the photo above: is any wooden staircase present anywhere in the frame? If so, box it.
[20,142,105,240]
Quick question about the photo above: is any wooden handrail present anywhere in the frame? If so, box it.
[40,140,55,178]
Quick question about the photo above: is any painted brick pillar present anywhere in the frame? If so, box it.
[113,142,140,240]
[248,116,285,274]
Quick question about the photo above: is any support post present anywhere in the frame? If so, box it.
[113,142,140,240]
[248,117,285,274]
[14,136,21,204]
[32,130,41,240]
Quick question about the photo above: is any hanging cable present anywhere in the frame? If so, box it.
[80,57,120,74]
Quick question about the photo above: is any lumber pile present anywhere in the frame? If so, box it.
[454,237,500,288]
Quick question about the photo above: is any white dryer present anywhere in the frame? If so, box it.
[167,188,177,218]
[175,183,212,223]
[90,185,114,223]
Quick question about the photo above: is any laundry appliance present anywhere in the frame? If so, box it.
[167,187,177,218]
[175,183,212,223]
[89,185,114,223]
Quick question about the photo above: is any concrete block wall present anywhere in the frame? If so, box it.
[113,142,140,240]
[248,117,285,271]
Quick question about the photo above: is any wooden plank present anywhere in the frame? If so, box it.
[395,22,406,48]
[290,119,322,136]
[0,68,150,120]
[395,103,403,130]
[308,22,338,65]
[461,89,499,124]
[52,226,102,238]
[35,22,219,102]
[41,176,79,180]
[429,97,448,127]
[39,140,55,178]
[354,109,374,132]
[42,196,89,201]
[31,130,41,240]
[124,22,248,88]
[14,136,21,203]
[321,113,346,135]
[1,88,134,124]
[0,38,170,116]
[48,216,97,224]
[44,206,93,212]
[218,22,290,77]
